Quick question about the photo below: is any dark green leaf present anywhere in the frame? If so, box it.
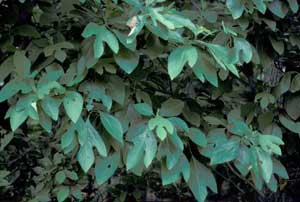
[95,152,120,185]
[160,98,184,117]
[14,25,41,38]
[269,37,284,55]
[55,171,66,184]
[279,115,300,134]
[285,96,300,120]
[114,47,139,74]
[192,52,218,87]
[0,57,14,83]
[187,158,217,202]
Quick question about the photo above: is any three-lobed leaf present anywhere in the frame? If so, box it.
[82,23,119,58]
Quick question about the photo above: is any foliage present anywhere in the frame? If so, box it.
[0,0,299,201]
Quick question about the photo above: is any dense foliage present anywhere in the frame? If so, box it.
[0,0,300,201]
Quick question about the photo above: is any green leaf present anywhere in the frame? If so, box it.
[55,50,67,62]
[134,103,154,116]
[287,0,299,13]
[266,175,278,192]
[77,142,95,173]
[126,140,144,170]
[164,12,196,32]
[167,46,198,80]
[0,132,13,152]
[75,118,107,172]
[258,134,284,155]
[291,74,300,93]
[85,119,107,157]
[285,96,300,120]
[202,130,240,165]
[0,56,14,83]
[228,119,252,136]
[100,112,123,143]
[160,98,184,117]
[63,91,83,123]
[249,147,263,190]
[234,145,251,176]
[255,92,275,109]
[268,0,287,18]
[39,109,52,133]
[41,96,61,121]
[56,186,70,202]
[168,117,189,133]
[203,116,226,126]
[187,128,207,147]
[14,25,41,38]
[144,132,157,167]
[95,152,120,185]
[234,37,253,63]
[126,123,157,169]
[262,18,277,31]
[65,170,78,181]
[161,154,190,185]
[70,186,83,200]
[279,115,300,134]
[10,108,28,131]
[114,47,139,74]
[148,7,176,30]
[183,105,201,127]
[252,0,267,13]
[113,30,136,51]
[273,159,289,179]
[166,132,184,169]
[13,51,31,77]
[226,0,245,19]
[55,171,66,184]
[105,75,125,105]
[0,79,21,103]
[44,42,74,63]
[82,23,119,58]
[210,138,240,165]
[269,37,284,55]
[257,149,273,183]
[61,126,76,151]
[205,43,239,77]
[187,157,217,202]
[148,116,174,141]
[192,52,218,87]
[79,81,112,111]
[275,73,291,96]
[127,15,146,43]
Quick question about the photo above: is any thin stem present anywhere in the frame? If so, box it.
[226,162,265,198]
[213,168,245,194]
